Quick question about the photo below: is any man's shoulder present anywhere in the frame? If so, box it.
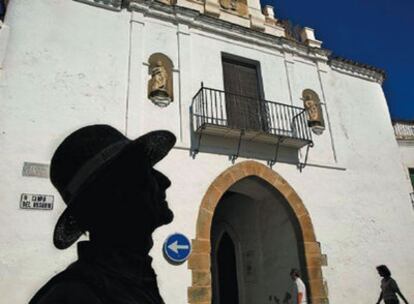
[31,280,102,304]
[29,263,103,304]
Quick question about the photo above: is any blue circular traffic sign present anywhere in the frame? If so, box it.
[163,233,192,264]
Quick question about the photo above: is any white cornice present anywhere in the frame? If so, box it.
[329,58,385,84]
[128,0,331,62]
[396,138,414,146]
[126,0,385,84]
[74,0,122,11]
[71,0,385,84]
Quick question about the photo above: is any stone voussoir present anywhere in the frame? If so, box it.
[191,239,211,254]
[308,279,326,298]
[188,286,212,303]
[214,170,236,192]
[307,266,323,281]
[187,253,211,270]
[306,254,323,268]
[286,191,309,217]
[237,161,256,176]
[258,166,279,184]
[298,214,316,241]
[200,184,223,212]
[304,241,321,255]
[196,208,213,239]
[227,166,246,182]
[192,270,211,286]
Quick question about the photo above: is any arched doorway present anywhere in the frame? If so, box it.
[211,178,308,304]
[213,230,239,304]
[188,161,327,304]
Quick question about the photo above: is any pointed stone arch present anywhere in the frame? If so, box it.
[188,160,327,304]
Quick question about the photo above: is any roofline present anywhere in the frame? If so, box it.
[392,119,414,124]
[329,56,386,79]
[129,0,386,83]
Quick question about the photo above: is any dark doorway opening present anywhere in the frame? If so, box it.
[215,232,239,304]
[210,178,309,303]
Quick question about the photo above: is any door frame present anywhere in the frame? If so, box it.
[221,53,268,132]
[221,52,265,101]
[187,161,328,304]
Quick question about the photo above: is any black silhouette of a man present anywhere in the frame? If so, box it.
[30,125,176,304]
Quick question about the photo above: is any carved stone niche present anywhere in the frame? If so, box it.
[147,53,174,108]
[302,89,325,135]
[219,0,248,17]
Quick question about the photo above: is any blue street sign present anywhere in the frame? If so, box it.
[163,233,192,263]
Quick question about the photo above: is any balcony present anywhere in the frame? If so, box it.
[411,192,414,209]
[191,86,313,150]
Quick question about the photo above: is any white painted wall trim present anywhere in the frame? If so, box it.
[0,21,10,70]
[73,0,123,11]
[330,58,385,84]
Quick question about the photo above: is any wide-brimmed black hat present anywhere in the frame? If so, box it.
[50,124,176,249]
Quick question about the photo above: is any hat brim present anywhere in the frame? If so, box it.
[53,130,176,249]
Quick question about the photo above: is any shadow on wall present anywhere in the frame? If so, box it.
[189,131,300,166]
[268,292,292,303]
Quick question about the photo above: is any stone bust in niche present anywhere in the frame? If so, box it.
[302,89,325,135]
[148,54,173,107]
[149,61,168,96]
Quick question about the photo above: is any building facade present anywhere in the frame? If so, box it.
[393,120,414,207]
[0,1,413,303]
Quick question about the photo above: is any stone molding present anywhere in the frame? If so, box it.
[188,160,328,304]
[128,0,331,62]
[73,0,123,11]
[249,7,265,31]
[329,56,385,84]
[204,0,221,17]
[300,27,322,49]
[75,0,383,85]
[396,139,414,146]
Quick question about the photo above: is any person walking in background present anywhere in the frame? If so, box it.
[290,268,307,304]
[376,265,409,304]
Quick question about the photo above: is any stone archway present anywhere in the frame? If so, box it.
[187,161,327,304]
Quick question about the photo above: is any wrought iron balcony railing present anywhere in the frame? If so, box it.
[191,86,313,149]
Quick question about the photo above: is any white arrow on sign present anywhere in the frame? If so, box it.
[168,240,190,254]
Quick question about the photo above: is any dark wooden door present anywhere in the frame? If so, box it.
[223,58,264,131]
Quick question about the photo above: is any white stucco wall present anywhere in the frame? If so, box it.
[1,1,414,304]
[0,1,130,302]
[398,143,414,169]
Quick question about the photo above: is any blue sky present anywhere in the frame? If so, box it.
[260,0,414,120]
